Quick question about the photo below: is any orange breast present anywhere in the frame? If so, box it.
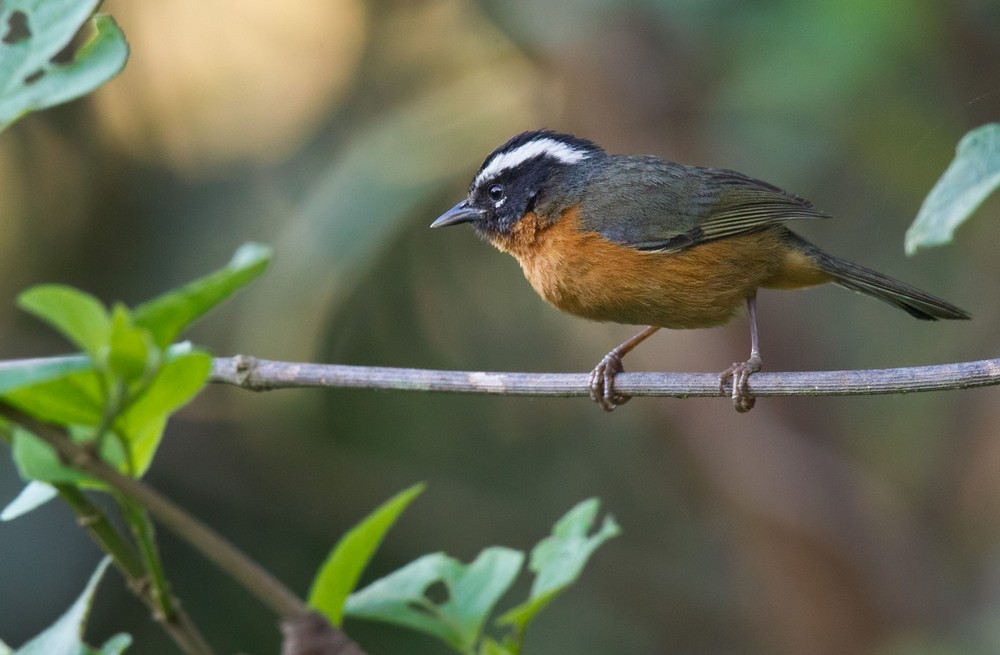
[486,207,833,329]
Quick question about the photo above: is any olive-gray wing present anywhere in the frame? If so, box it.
[582,159,830,253]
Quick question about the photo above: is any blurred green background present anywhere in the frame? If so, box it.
[2,0,999,653]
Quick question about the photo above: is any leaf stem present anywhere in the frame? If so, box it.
[56,484,144,579]
[121,495,176,619]
[55,483,216,655]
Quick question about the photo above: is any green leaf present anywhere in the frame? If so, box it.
[133,243,272,348]
[1,481,57,520]
[3,370,104,426]
[5,351,209,482]
[11,427,89,485]
[905,123,1000,254]
[107,304,156,384]
[345,547,524,653]
[118,416,166,478]
[11,423,128,487]
[119,351,212,430]
[309,483,425,626]
[92,634,132,655]
[479,638,515,655]
[115,351,212,476]
[498,499,620,635]
[17,286,110,360]
[0,355,90,395]
[0,0,128,132]
[14,556,129,655]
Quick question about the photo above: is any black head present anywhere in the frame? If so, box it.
[431,130,604,236]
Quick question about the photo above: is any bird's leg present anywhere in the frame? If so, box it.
[719,293,762,413]
[589,326,660,412]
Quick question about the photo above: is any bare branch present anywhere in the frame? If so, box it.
[210,355,1000,398]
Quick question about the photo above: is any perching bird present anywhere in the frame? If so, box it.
[431,130,969,412]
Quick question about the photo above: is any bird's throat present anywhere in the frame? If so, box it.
[482,211,548,257]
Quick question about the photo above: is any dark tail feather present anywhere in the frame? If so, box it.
[803,244,970,321]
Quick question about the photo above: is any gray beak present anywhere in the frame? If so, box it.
[430,201,483,228]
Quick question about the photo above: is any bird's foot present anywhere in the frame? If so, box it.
[589,350,632,412]
[719,355,762,413]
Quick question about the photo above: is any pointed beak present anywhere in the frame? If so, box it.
[430,201,483,228]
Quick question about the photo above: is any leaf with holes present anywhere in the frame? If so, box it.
[345,548,524,653]
[0,0,128,131]
[498,499,620,642]
[905,123,1000,254]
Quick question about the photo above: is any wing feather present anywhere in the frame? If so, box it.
[580,158,830,253]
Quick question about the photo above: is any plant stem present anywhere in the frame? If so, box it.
[55,483,216,655]
[121,495,177,619]
[56,484,144,578]
[32,425,308,619]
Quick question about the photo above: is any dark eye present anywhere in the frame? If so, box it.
[488,184,504,202]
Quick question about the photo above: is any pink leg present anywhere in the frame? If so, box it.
[719,293,762,413]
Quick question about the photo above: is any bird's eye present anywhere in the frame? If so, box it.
[488,184,504,202]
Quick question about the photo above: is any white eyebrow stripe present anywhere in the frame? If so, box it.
[474,138,590,188]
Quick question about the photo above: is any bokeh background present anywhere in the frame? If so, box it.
[2,1,999,653]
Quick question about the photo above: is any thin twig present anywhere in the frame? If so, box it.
[3,411,366,654]
[50,437,368,654]
[24,426,309,620]
[121,497,179,622]
[56,484,146,579]
[210,355,1000,398]
[55,485,215,655]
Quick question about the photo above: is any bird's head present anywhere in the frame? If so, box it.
[431,130,604,237]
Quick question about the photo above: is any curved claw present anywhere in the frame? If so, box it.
[589,351,631,412]
[586,326,659,412]
[719,355,762,413]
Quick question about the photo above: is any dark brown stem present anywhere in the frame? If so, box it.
[281,612,367,655]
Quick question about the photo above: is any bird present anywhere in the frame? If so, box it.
[430,130,970,412]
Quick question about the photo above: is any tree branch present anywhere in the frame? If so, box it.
[210,355,1000,398]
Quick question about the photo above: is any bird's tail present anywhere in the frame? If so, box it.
[797,238,970,320]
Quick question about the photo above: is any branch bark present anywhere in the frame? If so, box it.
[210,355,1000,398]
